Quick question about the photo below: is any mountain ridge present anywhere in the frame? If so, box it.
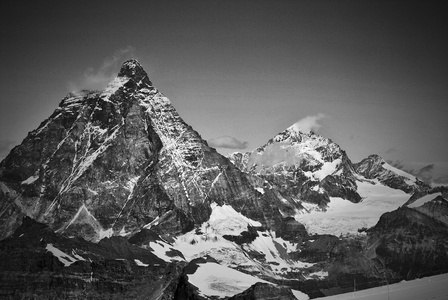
[0,59,446,299]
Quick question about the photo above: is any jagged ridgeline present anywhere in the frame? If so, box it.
[1,60,447,299]
[0,59,296,242]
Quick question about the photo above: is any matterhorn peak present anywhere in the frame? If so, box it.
[117,59,150,84]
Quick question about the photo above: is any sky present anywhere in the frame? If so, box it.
[0,1,447,183]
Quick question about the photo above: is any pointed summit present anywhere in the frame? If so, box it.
[118,59,151,84]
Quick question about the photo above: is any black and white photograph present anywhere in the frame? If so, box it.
[0,1,447,299]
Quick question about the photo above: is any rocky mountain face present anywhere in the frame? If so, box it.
[0,60,293,243]
[0,59,446,299]
[366,195,448,279]
[0,60,308,299]
[354,154,430,194]
[0,217,183,299]
[228,128,362,209]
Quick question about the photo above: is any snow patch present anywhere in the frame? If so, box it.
[98,228,113,240]
[313,158,341,180]
[134,259,149,267]
[187,262,270,298]
[149,241,184,262]
[21,175,39,185]
[408,192,443,208]
[255,187,265,194]
[46,244,84,267]
[143,216,160,229]
[208,202,262,236]
[101,76,129,100]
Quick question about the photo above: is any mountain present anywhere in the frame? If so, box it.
[0,60,310,299]
[366,192,448,279]
[354,154,430,193]
[0,59,296,242]
[0,59,446,299]
[228,126,362,207]
[228,125,432,236]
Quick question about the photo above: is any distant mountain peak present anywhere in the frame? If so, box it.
[117,59,150,83]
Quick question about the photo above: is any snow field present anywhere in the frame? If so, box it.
[295,180,410,235]
[408,192,443,208]
[187,261,309,299]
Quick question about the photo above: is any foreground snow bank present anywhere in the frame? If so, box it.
[318,273,448,300]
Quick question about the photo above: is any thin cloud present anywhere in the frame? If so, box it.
[386,160,441,185]
[68,46,137,92]
[290,113,325,133]
[387,159,407,171]
[208,136,249,149]
[415,164,435,183]
[433,175,448,185]
[385,147,397,154]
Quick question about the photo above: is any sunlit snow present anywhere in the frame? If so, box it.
[134,259,149,267]
[45,244,84,267]
[382,161,417,185]
[408,192,442,208]
[207,202,262,235]
[188,261,309,299]
[21,175,39,185]
[295,180,410,235]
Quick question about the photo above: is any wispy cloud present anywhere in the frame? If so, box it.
[0,139,16,161]
[208,136,249,149]
[290,113,325,133]
[68,46,137,92]
[387,160,444,185]
[387,159,406,171]
[385,147,397,154]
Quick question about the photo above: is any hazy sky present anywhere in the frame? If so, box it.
[1,1,447,183]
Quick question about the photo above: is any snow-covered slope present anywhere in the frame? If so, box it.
[354,154,429,194]
[228,125,432,237]
[295,180,410,235]
[318,273,448,300]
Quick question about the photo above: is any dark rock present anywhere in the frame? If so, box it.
[0,217,185,299]
[367,206,448,279]
[228,282,297,300]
